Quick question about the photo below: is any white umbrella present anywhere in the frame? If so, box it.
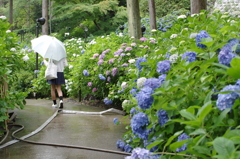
[31,35,66,61]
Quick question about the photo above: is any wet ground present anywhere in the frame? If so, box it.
[0,99,129,159]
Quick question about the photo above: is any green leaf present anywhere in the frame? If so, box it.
[213,108,231,128]
[180,109,196,120]
[146,140,163,150]
[213,137,235,157]
[227,58,240,79]
[197,103,212,121]
[190,128,206,136]
[164,130,183,148]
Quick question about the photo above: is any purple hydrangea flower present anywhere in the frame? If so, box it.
[108,59,115,64]
[99,54,105,59]
[98,59,104,65]
[196,30,211,49]
[106,70,110,75]
[156,60,171,74]
[140,37,148,42]
[120,53,126,57]
[182,51,197,63]
[157,110,168,126]
[218,45,236,67]
[216,85,240,111]
[104,97,113,105]
[102,49,111,54]
[144,78,161,90]
[122,63,128,67]
[131,112,149,139]
[107,76,111,82]
[176,133,190,152]
[87,82,92,87]
[83,70,89,76]
[136,57,147,71]
[98,74,106,80]
[114,49,123,56]
[112,67,118,77]
[92,88,98,92]
[136,87,154,110]
[125,47,132,51]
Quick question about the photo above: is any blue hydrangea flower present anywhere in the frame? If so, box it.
[113,117,118,125]
[235,79,240,86]
[130,107,137,115]
[157,110,169,127]
[130,87,138,97]
[156,60,171,74]
[182,51,196,63]
[196,30,211,49]
[83,69,89,76]
[131,112,149,139]
[125,148,150,159]
[216,85,240,111]
[81,49,85,54]
[158,74,167,84]
[144,78,161,90]
[136,87,154,110]
[116,139,125,150]
[218,44,236,66]
[124,144,133,153]
[98,74,106,80]
[136,57,147,71]
[104,97,113,105]
[176,133,190,152]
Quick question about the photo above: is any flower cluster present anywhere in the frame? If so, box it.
[136,87,154,110]
[181,51,197,63]
[144,78,162,90]
[176,133,190,152]
[216,84,240,111]
[116,140,132,153]
[157,109,169,127]
[104,97,113,105]
[218,39,237,66]
[98,74,106,80]
[196,30,211,49]
[156,60,171,74]
[125,147,160,159]
[83,70,89,76]
[131,112,149,139]
[136,57,147,71]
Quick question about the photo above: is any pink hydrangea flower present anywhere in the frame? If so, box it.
[92,88,98,92]
[140,37,148,42]
[88,82,92,87]
[112,67,118,77]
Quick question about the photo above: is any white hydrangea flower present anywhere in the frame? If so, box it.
[22,55,30,61]
[179,41,185,45]
[151,29,157,32]
[10,48,16,52]
[177,15,186,19]
[128,59,135,63]
[64,33,69,37]
[0,15,6,19]
[137,77,147,88]
[169,54,179,63]
[118,33,123,37]
[170,34,178,39]
[122,100,131,109]
[6,30,11,33]
[69,65,73,69]
[189,33,198,39]
[121,82,128,89]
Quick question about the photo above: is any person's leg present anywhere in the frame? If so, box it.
[51,84,57,106]
[56,84,63,108]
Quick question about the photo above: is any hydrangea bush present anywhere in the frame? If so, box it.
[0,16,27,134]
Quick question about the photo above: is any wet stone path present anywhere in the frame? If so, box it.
[0,99,129,159]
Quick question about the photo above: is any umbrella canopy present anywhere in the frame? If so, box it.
[31,35,66,61]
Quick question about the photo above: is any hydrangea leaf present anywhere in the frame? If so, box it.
[227,58,240,79]
[213,137,235,157]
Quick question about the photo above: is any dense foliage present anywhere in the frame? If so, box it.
[0,16,27,134]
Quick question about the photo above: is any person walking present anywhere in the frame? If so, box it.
[43,58,68,109]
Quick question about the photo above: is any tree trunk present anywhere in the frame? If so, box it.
[191,0,207,14]
[127,0,141,40]
[148,0,156,30]
[9,0,13,31]
[42,0,48,35]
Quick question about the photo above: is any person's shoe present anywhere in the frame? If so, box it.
[59,100,63,109]
[52,104,58,108]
